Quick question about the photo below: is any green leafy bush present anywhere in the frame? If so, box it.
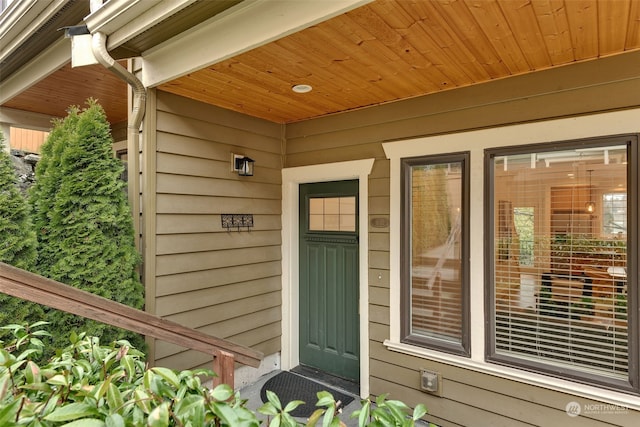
[0,324,431,426]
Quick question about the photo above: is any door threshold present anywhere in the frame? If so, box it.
[291,365,359,396]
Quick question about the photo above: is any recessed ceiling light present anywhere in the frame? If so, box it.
[292,84,312,93]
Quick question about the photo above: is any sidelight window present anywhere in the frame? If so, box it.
[401,153,470,356]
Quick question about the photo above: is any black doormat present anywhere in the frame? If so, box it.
[260,371,355,418]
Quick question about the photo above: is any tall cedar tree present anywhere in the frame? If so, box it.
[30,107,80,275]
[0,132,43,340]
[31,101,144,352]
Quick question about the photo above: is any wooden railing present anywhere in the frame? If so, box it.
[0,262,263,388]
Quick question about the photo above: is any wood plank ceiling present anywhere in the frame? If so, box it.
[4,63,129,124]
[5,0,640,125]
[158,0,640,123]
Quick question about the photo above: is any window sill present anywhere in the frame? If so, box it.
[383,340,640,411]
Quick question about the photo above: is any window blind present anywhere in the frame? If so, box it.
[492,144,629,381]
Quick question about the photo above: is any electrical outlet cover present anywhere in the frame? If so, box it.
[420,369,442,396]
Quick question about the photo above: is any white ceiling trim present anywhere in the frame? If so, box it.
[0,107,59,129]
[0,37,70,105]
[140,0,372,88]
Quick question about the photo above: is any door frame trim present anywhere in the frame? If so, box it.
[281,159,374,398]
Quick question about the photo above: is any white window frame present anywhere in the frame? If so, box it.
[383,108,640,409]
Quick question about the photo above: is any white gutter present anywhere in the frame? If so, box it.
[83,0,156,36]
[85,0,199,52]
[91,32,145,132]
[0,0,68,63]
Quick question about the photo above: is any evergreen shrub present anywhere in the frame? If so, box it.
[0,132,43,340]
[29,101,145,354]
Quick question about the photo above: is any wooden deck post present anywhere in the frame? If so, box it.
[213,349,235,388]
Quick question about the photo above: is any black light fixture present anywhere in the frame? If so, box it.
[585,169,595,213]
[234,155,255,176]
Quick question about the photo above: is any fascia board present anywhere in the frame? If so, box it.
[0,0,68,62]
[83,0,158,35]
[0,37,70,105]
[141,0,372,88]
[104,0,200,51]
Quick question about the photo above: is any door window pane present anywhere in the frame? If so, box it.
[308,196,356,232]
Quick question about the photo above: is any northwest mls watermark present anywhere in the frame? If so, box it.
[565,401,629,417]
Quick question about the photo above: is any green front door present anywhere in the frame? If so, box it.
[299,180,359,381]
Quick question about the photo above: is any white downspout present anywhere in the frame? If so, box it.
[91,32,146,131]
[90,31,145,258]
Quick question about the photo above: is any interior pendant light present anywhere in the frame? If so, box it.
[585,169,595,213]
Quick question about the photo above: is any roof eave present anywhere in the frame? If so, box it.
[84,0,197,51]
[0,0,73,64]
[141,0,373,88]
